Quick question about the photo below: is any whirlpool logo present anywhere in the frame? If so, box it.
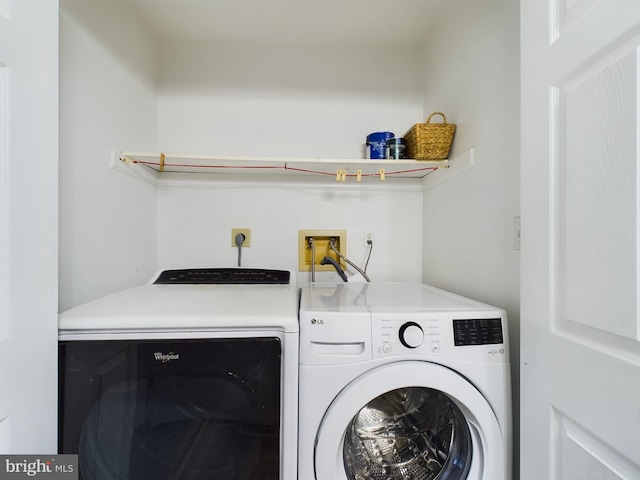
[154,352,180,363]
[1,455,77,479]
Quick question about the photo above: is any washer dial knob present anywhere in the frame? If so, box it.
[399,322,424,348]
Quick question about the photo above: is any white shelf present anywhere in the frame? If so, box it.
[116,151,449,182]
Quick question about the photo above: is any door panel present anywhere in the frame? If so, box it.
[521,0,640,478]
[0,0,58,452]
[556,45,638,341]
[553,409,640,479]
[0,3,9,451]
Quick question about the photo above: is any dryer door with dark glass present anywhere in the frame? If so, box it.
[58,337,282,480]
[315,361,505,480]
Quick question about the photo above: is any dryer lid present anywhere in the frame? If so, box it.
[59,268,298,332]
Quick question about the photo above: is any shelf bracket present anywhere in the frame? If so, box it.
[109,151,159,185]
[422,148,474,190]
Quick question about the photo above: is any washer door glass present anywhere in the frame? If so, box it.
[343,387,472,480]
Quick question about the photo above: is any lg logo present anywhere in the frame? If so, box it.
[310,318,325,325]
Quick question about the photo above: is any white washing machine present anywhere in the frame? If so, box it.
[298,282,511,480]
[58,268,298,480]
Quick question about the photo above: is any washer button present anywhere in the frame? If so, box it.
[382,343,392,354]
[431,343,441,353]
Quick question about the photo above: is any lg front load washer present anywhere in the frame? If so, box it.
[58,268,298,480]
[298,282,511,480]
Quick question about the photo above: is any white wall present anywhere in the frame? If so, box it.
[153,39,428,284]
[59,1,159,311]
[157,40,424,158]
[156,178,424,285]
[419,0,521,478]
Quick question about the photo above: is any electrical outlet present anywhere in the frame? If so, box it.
[231,228,251,247]
[298,230,347,271]
[364,230,375,247]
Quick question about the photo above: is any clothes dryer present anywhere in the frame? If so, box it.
[298,282,511,480]
[58,268,298,480]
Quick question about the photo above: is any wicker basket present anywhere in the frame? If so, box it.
[404,112,456,160]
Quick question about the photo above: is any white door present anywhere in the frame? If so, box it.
[521,0,640,478]
[0,0,58,452]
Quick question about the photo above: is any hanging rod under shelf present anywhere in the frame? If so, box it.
[119,151,449,180]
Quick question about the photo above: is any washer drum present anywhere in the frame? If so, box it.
[343,387,472,480]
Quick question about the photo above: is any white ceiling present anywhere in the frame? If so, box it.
[126,0,450,47]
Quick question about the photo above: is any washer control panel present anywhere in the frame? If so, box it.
[453,318,503,346]
[373,314,444,358]
[372,312,506,360]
